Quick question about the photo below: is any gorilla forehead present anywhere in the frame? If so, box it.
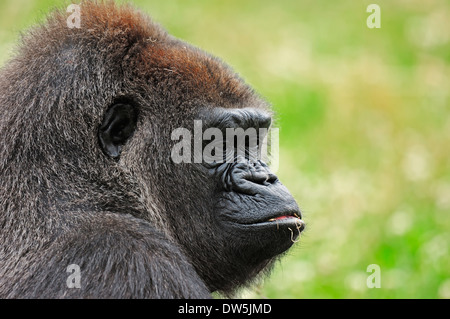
[136,43,259,109]
[37,1,265,111]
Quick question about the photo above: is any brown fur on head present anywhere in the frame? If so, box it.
[33,1,258,107]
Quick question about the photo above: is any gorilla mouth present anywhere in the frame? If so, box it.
[235,211,305,232]
[261,213,305,231]
[268,214,300,222]
[228,212,305,246]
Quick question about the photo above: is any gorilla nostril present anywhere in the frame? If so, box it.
[246,170,278,187]
[266,173,278,184]
[242,161,278,186]
[252,173,270,185]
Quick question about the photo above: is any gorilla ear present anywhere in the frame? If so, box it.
[98,103,138,158]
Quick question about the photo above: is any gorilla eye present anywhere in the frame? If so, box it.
[98,103,138,159]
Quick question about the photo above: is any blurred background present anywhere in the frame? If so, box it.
[1,0,448,298]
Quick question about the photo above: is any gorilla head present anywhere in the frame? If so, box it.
[0,1,304,298]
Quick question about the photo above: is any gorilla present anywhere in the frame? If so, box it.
[0,1,304,298]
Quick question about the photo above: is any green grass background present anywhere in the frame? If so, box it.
[1,0,449,298]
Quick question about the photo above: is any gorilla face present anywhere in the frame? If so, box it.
[150,109,305,292]
[201,107,304,251]
[201,109,304,290]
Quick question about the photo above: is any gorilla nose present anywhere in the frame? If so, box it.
[245,166,278,186]
[227,160,280,195]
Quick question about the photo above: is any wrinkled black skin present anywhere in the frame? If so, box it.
[0,2,303,298]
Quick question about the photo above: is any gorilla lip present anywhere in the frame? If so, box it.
[268,212,301,222]
[250,212,302,227]
[227,213,304,230]
[266,214,305,231]
[268,215,295,222]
